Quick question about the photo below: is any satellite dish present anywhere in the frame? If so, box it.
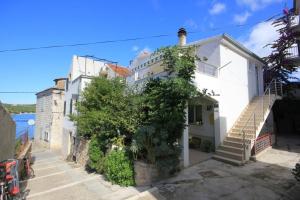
[28,119,35,126]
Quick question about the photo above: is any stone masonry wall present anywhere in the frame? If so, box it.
[0,103,16,161]
[74,137,90,167]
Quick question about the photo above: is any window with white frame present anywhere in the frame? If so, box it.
[188,105,203,125]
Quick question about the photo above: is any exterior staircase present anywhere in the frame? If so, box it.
[213,79,282,165]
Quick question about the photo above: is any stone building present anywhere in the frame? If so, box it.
[35,78,66,150]
[0,102,16,161]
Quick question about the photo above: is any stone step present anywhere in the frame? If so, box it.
[223,140,243,148]
[215,149,243,161]
[219,145,243,154]
[212,155,243,166]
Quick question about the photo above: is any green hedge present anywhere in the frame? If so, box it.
[104,150,135,186]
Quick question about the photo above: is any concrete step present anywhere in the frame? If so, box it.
[212,155,243,166]
[215,149,243,161]
[240,113,264,119]
[236,116,263,124]
[229,133,255,139]
[219,145,243,154]
[223,140,243,148]
[225,136,251,143]
[232,124,257,129]
[231,128,256,134]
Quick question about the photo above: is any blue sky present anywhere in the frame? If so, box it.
[0,0,293,104]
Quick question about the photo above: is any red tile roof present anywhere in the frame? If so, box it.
[107,64,130,77]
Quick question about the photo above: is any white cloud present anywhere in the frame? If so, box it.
[241,21,279,57]
[132,45,139,52]
[209,3,226,15]
[185,19,198,29]
[237,0,283,11]
[234,11,251,24]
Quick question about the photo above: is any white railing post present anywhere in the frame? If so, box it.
[253,113,256,131]
[268,88,271,108]
[243,130,246,161]
[274,79,277,97]
[262,94,264,120]
[280,81,283,96]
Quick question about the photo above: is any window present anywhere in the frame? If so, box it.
[66,79,69,91]
[188,105,203,125]
[198,63,217,77]
[70,99,73,115]
[63,101,66,116]
[44,131,49,142]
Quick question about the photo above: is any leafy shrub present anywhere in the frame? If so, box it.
[15,138,22,155]
[88,136,105,173]
[200,140,214,153]
[104,150,135,186]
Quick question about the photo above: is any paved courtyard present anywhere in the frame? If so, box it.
[21,137,300,200]
[20,148,149,200]
[155,136,300,200]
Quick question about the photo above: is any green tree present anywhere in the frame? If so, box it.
[133,46,199,176]
[71,77,140,151]
[264,9,299,83]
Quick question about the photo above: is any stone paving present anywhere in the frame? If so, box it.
[20,148,149,200]
[20,137,300,200]
[155,136,300,200]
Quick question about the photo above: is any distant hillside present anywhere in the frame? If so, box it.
[2,103,36,114]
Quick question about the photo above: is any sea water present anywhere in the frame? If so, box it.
[11,113,35,139]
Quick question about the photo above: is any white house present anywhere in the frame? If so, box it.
[127,28,281,166]
[62,55,130,160]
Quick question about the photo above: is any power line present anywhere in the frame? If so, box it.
[0,12,283,54]
[0,34,170,53]
[0,92,37,93]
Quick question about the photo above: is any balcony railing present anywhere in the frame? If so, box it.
[290,15,299,28]
[286,45,299,59]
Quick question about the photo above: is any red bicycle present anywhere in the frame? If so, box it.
[0,160,20,200]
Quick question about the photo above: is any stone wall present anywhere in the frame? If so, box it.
[74,137,90,167]
[0,103,16,161]
[35,90,52,148]
[134,161,158,186]
[35,89,64,151]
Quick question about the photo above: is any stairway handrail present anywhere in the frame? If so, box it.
[240,78,281,161]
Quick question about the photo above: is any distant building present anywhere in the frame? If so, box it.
[62,55,129,160]
[35,78,66,150]
[0,102,16,161]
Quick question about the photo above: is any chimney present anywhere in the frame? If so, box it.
[177,28,187,46]
[54,78,66,90]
